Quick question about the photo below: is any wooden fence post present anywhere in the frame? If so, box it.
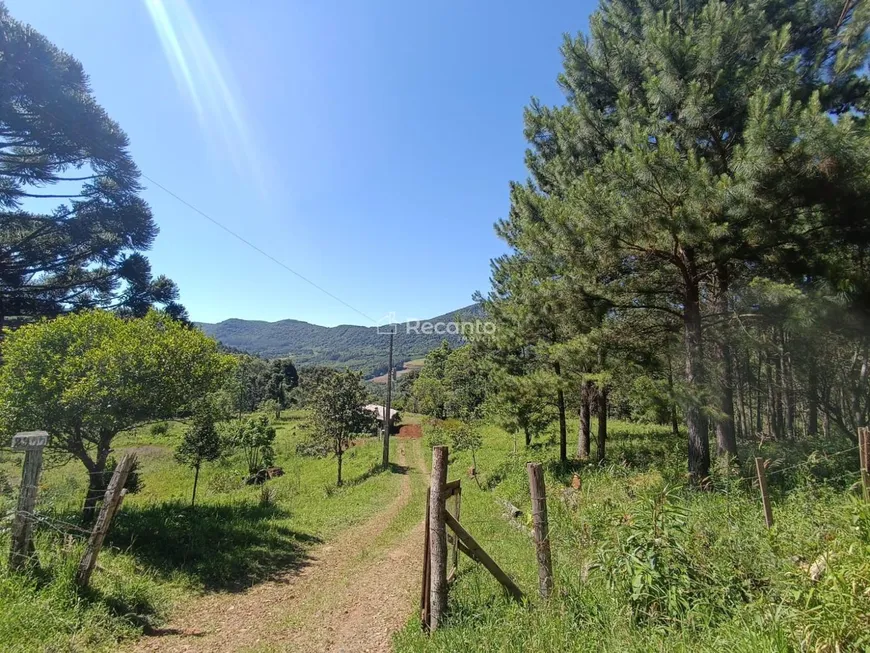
[754,457,773,528]
[526,463,553,599]
[858,427,869,501]
[420,487,431,631]
[429,445,448,631]
[526,462,553,599]
[75,453,137,588]
[451,486,461,576]
[8,432,48,571]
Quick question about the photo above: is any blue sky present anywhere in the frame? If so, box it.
[8,0,593,326]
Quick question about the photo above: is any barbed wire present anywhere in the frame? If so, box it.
[1,509,93,537]
[439,442,866,557]
[734,444,861,484]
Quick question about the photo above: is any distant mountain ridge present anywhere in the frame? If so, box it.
[196,304,484,377]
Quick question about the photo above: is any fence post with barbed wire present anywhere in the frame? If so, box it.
[9,431,48,571]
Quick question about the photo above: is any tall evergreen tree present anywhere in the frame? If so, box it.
[496,0,870,482]
[0,3,184,329]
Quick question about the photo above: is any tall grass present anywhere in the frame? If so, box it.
[395,420,870,652]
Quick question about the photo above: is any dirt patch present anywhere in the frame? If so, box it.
[397,424,422,440]
[129,441,424,653]
[370,368,416,384]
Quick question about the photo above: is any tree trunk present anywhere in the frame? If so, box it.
[852,344,869,428]
[755,353,763,434]
[337,451,343,486]
[191,463,200,508]
[684,278,710,484]
[774,349,785,439]
[667,356,679,438]
[780,329,795,438]
[578,381,591,458]
[524,426,531,448]
[765,352,778,438]
[81,444,112,523]
[554,362,567,463]
[746,352,755,438]
[713,263,738,459]
[597,387,608,462]
[808,360,819,436]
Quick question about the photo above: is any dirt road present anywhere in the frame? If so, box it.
[131,440,426,653]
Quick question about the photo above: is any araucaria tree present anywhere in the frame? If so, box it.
[309,369,371,486]
[0,310,234,519]
[0,5,185,328]
[494,0,870,482]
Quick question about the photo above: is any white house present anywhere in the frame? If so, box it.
[363,404,399,424]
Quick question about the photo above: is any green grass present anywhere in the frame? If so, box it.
[394,420,870,652]
[3,413,867,652]
[0,410,406,652]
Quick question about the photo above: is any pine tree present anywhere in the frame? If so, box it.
[497,0,870,482]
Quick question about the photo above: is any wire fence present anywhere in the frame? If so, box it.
[735,444,861,483]
[433,440,867,579]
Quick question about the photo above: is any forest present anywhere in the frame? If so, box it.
[394,0,870,485]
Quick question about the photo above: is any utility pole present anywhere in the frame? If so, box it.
[382,331,394,468]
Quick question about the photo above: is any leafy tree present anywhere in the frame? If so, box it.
[227,413,276,477]
[0,310,234,519]
[309,369,371,486]
[447,421,483,472]
[443,345,490,419]
[412,375,448,419]
[295,365,339,406]
[175,404,224,507]
[258,398,282,421]
[410,342,491,420]
[476,252,581,462]
[219,354,271,417]
[0,5,185,328]
[394,368,421,412]
[264,358,299,417]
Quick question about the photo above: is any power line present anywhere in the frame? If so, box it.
[10,102,379,325]
[141,173,377,325]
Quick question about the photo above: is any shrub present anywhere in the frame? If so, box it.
[259,485,278,508]
[596,486,739,628]
[149,422,169,437]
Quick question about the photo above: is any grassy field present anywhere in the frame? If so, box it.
[3,412,868,652]
[0,410,405,653]
[395,419,870,652]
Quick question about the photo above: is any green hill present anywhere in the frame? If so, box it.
[196,304,484,377]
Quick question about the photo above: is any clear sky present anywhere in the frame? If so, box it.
[7,0,593,326]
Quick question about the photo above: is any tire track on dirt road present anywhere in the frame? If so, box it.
[131,439,426,653]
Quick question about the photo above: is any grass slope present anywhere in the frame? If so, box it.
[0,411,404,653]
[395,420,870,652]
